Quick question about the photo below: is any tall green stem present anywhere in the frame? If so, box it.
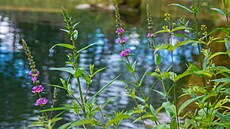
[77,77,86,118]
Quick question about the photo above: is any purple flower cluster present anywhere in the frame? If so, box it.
[32,85,44,93]
[116,37,127,44]
[116,28,124,34]
[120,49,130,57]
[28,70,48,106]
[35,98,48,106]
[29,70,40,83]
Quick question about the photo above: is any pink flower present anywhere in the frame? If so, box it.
[116,28,124,34]
[116,37,127,44]
[35,98,48,106]
[32,76,37,83]
[32,85,44,94]
[28,70,40,76]
[147,33,154,38]
[120,49,131,57]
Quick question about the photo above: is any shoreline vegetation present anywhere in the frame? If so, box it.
[13,0,230,128]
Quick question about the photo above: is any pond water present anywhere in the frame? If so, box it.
[0,0,224,128]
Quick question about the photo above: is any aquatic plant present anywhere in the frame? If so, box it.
[22,0,230,128]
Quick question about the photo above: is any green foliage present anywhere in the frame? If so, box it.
[24,1,230,129]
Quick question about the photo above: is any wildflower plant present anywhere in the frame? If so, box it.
[22,0,230,129]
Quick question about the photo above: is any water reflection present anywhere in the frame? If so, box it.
[0,3,213,128]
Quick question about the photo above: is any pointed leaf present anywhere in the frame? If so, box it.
[212,78,230,83]
[178,95,203,115]
[77,43,101,53]
[49,67,74,75]
[50,43,75,50]
[126,63,134,74]
[169,3,194,14]
[211,8,226,16]
[139,68,151,87]
[88,75,120,102]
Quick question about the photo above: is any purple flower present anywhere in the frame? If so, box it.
[32,85,44,94]
[116,38,120,44]
[147,33,154,38]
[32,76,37,83]
[120,49,131,57]
[35,98,48,106]
[116,37,127,44]
[28,70,40,76]
[116,28,124,34]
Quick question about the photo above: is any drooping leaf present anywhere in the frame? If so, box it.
[49,67,75,75]
[209,52,230,60]
[211,8,227,16]
[77,43,101,53]
[169,3,194,14]
[50,43,75,50]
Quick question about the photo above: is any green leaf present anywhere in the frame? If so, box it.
[153,89,166,99]
[28,122,44,127]
[51,117,62,123]
[171,26,192,32]
[74,67,84,78]
[154,124,168,129]
[105,114,130,128]
[169,3,194,14]
[155,29,170,34]
[132,60,137,72]
[139,68,151,87]
[133,114,157,123]
[70,118,100,127]
[172,40,198,51]
[82,73,92,84]
[88,75,120,102]
[58,122,72,129]
[39,107,72,113]
[178,95,203,115]
[136,96,145,103]
[225,39,230,52]
[130,88,136,99]
[49,67,75,75]
[77,43,101,53]
[150,104,157,116]
[154,44,173,53]
[126,63,134,73]
[48,84,65,89]
[211,8,227,16]
[209,52,230,60]
[72,29,78,40]
[162,102,176,117]
[91,67,107,77]
[155,53,161,66]
[60,29,70,34]
[50,43,75,50]
[170,118,178,129]
[212,78,230,83]
[150,72,162,80]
